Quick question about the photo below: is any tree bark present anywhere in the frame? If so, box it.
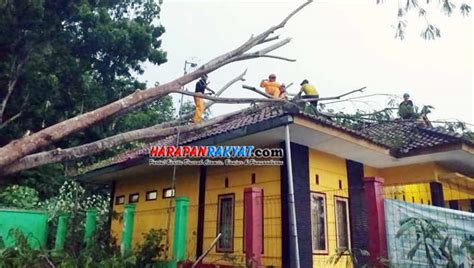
[1,86,365,175]
[1,70,247,175]
[1,107,247,175]
[0,1,313,172]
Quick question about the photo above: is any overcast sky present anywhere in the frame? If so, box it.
[139,0,473,125]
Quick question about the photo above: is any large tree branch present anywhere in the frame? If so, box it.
[163,69,248,126]
[2,85,363,175]
[0,1,312,171]
[1,110,244,175]
[1,71,247,175]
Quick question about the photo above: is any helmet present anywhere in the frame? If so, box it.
[269,74,276,79]
[403,93,410,98]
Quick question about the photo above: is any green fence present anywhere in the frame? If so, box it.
[0,208,48,248]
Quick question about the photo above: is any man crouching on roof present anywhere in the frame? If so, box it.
[260,73,283,98]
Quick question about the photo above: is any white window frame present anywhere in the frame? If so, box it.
[310,192,328,254]
[334,196,351,251]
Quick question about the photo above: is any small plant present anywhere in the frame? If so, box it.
[0,228,136,267]
[328,247,370,267]
[135,228,167,267]
[396,216,473,267]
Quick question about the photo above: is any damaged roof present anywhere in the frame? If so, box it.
[85,105,473,173]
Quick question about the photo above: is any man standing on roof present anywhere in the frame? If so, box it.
[192,74,214,123]
[260,74,282,98]
[299,79,319,112]
[398,93,415,119]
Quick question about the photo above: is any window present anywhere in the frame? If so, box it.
[335,197,351,251]
[162,188,175,199]
[115,195,125,205]
[129,193,139,203]
[217,194,235,252]
[146,190,157,201]
[310,192,327,254]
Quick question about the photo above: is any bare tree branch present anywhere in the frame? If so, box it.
[170,90,286,103]
[168,69,248,124]
[1,85,363,175]
[0,1,313,171]
[0,112,22,130]
[259,35,280,44]
[1,109,244,175]
[242,85,277,99]
[0,55,27,124]
[293,87,366,102]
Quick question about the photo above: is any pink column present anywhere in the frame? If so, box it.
[364,177,387,267]
[244,187,263,268]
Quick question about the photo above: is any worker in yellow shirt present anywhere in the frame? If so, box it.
[300,79,319,112]
[260,74,282,98]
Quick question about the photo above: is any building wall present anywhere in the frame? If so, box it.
[364,163,474,211]
[109,160,282,266]
[111,165,200,257]
[308,149,350,267]
[202,164,282,267]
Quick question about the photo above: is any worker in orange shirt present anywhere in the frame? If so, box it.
[260,74,281,98]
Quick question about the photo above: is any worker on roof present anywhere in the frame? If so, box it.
[299,79,319,112]
[398,93,415,119]
[260,74,282,98]
[192,74,214,123]
[279,83,288,99]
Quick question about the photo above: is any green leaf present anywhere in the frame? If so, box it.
[407,241,422,259]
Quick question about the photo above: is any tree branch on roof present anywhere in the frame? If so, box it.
[0,71,248,175]
[0,1,313,172]
[1,85,366,175]
[1,108,246,175]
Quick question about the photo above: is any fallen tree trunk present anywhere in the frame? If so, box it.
[1,86,363,175]
[0,1,313,172]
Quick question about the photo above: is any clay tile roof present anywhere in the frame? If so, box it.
[87,105,472,172]
[104,105,285,166]
[357,120,470,154]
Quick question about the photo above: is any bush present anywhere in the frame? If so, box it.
[136,229,167,267]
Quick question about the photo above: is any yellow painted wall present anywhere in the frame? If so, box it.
[309,149,351,268]
[369,163,441,185]
[202,164,282,267]
[383,183,432,205]
[364,164,473,210]
[442,181,474,201]
[111,165,200,257]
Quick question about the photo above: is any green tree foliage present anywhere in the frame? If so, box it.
[0,0,172,193]
[0,185,39,208]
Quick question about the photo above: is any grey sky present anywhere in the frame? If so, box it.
[139,0,473,125]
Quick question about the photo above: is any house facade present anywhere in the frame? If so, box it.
[82,106,474,267]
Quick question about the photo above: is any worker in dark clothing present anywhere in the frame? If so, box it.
[193,74,214,123]
[300,79,319,112]
[399,93,415,119]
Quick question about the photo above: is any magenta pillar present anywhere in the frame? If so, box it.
[364,177,387,267]
[244,187,263,268]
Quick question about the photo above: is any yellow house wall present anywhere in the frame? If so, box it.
[442,182,474,201]
[309,149,350,267]
[111,165,200,257]
[383,183,432,205]
[202,164,282,267]
[364,164,474,209]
